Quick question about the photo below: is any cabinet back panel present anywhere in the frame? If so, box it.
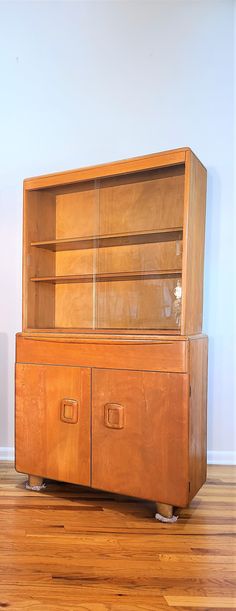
[54,167,184,240]
[97,279,180,330]
[54,242,182,276]
[55,284,94,328]
[54,278,180,330]
[99,171,184,235]
[97,241,182,274]
[56,249,95,275]
[56,184,98,239]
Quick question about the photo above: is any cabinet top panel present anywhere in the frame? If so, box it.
[24,147,205,191]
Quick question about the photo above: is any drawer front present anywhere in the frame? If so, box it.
[16,335,188,373]
[92,368,189,506]
[15,364,91,486]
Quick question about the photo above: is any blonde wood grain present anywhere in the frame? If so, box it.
[24,147,187,190]
[22,148,206,334]
[181,150,207,335]
[55,284,94,328]
[56,185,98,239]
[31,226,183,251]
[23,190,56,331]
[18,148,208,531]
[165,596,236,608]
[31,270,182,282]
[0,464,234,610]
[97,241,182,274]
[16,334,189,372]
[99,168,184,235]
[92,369,189,505]
[22,332,204,339]
[15,365,91,486]
[96,277,180,330]
[189,336,208,500]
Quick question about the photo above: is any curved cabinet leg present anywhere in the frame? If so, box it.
[154,502,178,523]
[26,475,46,491]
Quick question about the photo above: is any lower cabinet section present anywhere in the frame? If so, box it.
[15,364,91,486]
[15,362,191,506]
[15,336,208,511]
[92,369,189,506]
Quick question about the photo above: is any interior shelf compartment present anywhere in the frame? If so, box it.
[30,227,183,251]
[31,269,182,284]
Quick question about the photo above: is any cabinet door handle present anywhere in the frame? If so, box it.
[60,399,78,424]
[104,403,124,429]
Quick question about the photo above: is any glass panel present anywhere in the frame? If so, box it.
[54,180,99,329]
[95,166,184,331]
[27,165,184,332]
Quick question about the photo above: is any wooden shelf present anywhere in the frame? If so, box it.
[31,269,182,284]
[31,227,183,251]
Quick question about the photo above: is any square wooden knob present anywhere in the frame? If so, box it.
[104,403,124,429]
[60,399,78,424]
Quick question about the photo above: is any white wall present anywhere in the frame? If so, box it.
[0,0,235,462]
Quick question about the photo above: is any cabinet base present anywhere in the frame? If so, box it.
[26,475,46,491]
[24,479,180,522]
[154,502,178,523]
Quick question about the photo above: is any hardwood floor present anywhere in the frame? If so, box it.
[0,463,235,610]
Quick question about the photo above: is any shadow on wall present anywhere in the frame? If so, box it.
[0,333,9,455]
[204,168,219,453]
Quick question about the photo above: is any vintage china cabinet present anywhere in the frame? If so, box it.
[15,148,208,520]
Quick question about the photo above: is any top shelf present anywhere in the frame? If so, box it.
[31,227,183,252]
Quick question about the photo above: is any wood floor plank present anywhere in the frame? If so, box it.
[0,463,235,610]
[165,595,236,608]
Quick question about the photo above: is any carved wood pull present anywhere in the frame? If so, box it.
[60,399,78,424]
[104,403,124,429]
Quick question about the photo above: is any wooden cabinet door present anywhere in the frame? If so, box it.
[16,364,91,486]
[92,369,189,506]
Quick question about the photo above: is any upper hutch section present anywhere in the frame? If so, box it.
[23,148,207,336]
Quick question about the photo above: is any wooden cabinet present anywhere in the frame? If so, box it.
[15,148,208,519]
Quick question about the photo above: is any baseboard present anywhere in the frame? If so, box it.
[0,447,235,465]
[0,447,15,461]
[207,450,236,465]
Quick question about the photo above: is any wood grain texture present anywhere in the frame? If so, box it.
[96,277,181,330]
[98,167,184,236]
[24,147,187,190]
[15,364,91,486]
[189,336,208,500]
[23,190,56,330]
[18,148,208,532]
[16,334,189,373]
[92,369,189,505]
[0,464,235,610]
[181,150,207,335]
[22,148,206,334]
[31,226,183,251]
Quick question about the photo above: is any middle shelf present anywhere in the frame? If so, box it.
[31,269,182,284]
[31,227,183,252]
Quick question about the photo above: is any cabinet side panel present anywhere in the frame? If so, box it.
[23,190,56,330]
[189,337,208,500]
[181,152,207,335]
